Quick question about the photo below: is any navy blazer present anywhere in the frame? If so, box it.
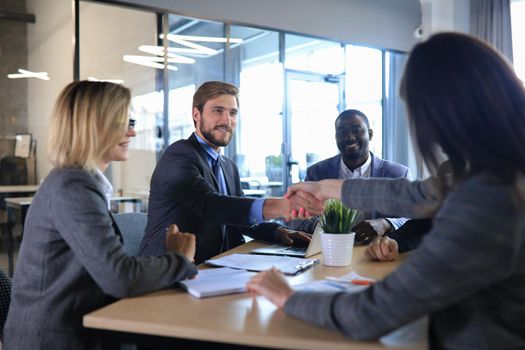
[305,152,410,228]
[139,134,280,264]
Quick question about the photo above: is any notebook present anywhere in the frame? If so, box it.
[178,267,256,298]
[205,253,319,275]
[250,223,322,258]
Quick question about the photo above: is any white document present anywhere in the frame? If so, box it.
[179,267,256,298]
[205,253,319,275]
[294,271,375,293]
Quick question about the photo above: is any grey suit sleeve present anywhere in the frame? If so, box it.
[342,176,442,218]
[53,173,197,298]
[285,175,521,339]
[382,168,414,230]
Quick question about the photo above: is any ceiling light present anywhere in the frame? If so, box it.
[163,34,218,55]
[7,68,49,80]
[87,77,124,84]
[138,45,196,63]
[123,55,178,71]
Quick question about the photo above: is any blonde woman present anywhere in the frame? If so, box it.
[4,81,197,349]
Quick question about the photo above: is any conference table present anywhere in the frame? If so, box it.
[83,242,426,350]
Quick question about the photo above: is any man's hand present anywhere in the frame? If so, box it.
[246,268,294,308]
[365,237,399,261]
[353,219,393,244]
[165,224,196,262]
[262,196,322,221]
[275,227,311,247]
[287,190,324,218]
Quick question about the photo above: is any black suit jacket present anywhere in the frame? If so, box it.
[139,134,280,263]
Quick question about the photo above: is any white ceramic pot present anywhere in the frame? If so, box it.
[320,232,355,266]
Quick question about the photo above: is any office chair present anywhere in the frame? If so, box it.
[113,212,147,256]
[0,267,11,342]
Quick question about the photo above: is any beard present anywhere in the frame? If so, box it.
[340,141,369,162]
[199,119,233,147]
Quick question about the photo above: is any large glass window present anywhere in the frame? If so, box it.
[345,45,383,157]
[166,15,226,145]
[232,26,282,187]
[285,34,344,74]
[79,2,159,194]
[511,0,525,83]
[75,2,393,196]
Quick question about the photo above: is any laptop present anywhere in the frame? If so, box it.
[250,224,322,258]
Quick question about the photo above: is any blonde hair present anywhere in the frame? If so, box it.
[48,81,131,171]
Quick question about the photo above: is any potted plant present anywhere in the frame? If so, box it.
[319,199,359,266]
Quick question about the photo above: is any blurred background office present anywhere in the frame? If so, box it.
[1,0,524,269]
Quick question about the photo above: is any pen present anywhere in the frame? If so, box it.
[325,276,375,286]
[294,260,319,274]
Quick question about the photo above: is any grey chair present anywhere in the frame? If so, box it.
[0,267,11,342]
[112,212,147,256]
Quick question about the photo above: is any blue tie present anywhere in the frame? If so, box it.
[212,156,229,251]
[212,156,227,195]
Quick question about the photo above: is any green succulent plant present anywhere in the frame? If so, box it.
[320,199,359,234]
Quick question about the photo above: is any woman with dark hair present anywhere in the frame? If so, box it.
[247,33,525,349]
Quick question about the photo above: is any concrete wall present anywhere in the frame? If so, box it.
[26,0,74,180]
[420,0,470,39]
[0,0,29,141]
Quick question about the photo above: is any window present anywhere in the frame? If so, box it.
[345,45,383,157]
[511,0,525,83]
[75,2,396,194]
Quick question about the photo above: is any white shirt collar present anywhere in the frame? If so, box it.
[339,152,372,179]
[94,168,113,209]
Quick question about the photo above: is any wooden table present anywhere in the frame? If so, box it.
[0,185,39,194]
[84,242,425,350]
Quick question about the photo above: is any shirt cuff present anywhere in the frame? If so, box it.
[249,198,265,224]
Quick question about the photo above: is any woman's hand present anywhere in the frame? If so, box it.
[246,268,294,308]
[165,224,196,262]
[286,179,344,202]
[365,236,399,261]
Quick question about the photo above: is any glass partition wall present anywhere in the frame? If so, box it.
[78,0,392,196]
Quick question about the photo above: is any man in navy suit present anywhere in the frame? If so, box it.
[139,81,310,263]
[305,109,411,243]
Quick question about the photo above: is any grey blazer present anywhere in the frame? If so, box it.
[4,168,197,350]
[285,175,525,349]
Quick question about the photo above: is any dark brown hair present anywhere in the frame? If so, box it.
[192,81,239,113]
[401,32,525,185]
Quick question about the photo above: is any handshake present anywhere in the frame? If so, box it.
[262,179,344,221]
